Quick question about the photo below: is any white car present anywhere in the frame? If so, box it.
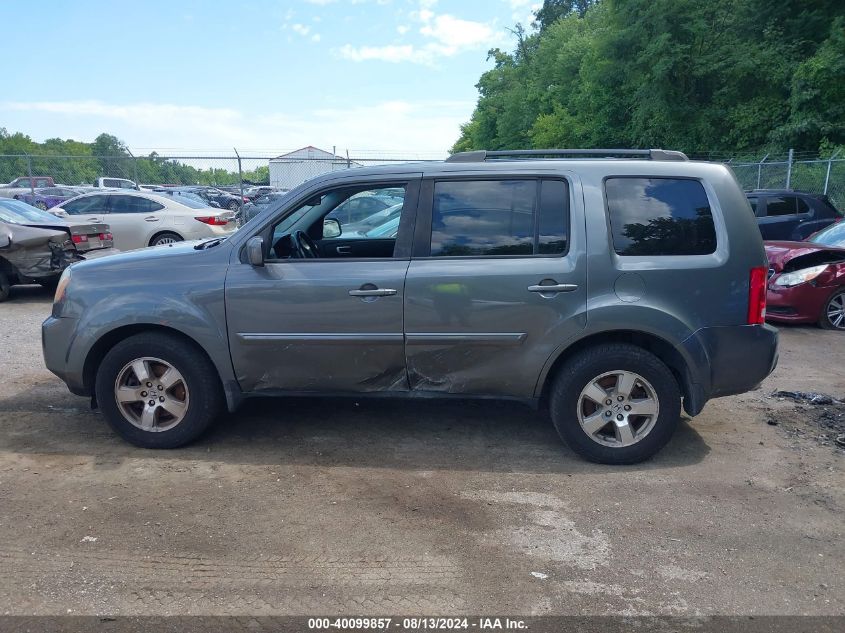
[54,190,237,250]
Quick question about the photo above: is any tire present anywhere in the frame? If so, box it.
[149,232,183,247]
[549,343,681,464]
[0,270,10,302]
[35,201,48,211]
[94,332,222,448]
[819,288,845,331]
[227,200,240,211]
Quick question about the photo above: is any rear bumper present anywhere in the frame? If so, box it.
[680,324,778,414]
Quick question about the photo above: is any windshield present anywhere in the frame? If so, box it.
[809,221,845,248]
[0,199,63,224]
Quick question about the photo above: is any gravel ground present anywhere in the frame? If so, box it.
[0,284,842,616]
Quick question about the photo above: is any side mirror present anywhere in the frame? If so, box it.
[323,218,341,238]
[246,236,265,267]
[0,234,10,249]
[209,201,221,208]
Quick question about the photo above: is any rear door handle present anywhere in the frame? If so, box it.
[528,283,578,293]
[86,217,101,222]
[144,216,160,222]
[349,288,397,297]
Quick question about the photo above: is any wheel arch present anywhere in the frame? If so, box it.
[536,329,701,416]
[82,323,236,409]
[147,230,184,247]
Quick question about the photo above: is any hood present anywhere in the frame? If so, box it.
[765,240,845,274]
[71,238,228,273]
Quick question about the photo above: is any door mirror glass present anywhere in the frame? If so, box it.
[323,218,341,238]
[246,236,265,267]
[0,234,10,248]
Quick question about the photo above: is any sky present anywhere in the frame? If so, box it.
[0,0,540,158]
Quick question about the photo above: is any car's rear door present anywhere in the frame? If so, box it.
[104,195,168,250]
[758,195,801,240]
[403,172,587,398]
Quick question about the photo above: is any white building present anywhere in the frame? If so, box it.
[268,146,361,191]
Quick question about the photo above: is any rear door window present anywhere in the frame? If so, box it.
[605,177,716,256]
[764,196,797,216]
[428,179,569,257]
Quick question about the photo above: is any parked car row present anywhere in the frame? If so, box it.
[54,190,237,250]
[0,198,115,301]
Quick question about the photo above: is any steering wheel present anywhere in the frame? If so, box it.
[290,230,319,258]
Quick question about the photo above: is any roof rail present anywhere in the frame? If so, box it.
[446,148,689,162]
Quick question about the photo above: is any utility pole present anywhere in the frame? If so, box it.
[234,147,244,203]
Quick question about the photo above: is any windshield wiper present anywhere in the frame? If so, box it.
[194,237,226,250]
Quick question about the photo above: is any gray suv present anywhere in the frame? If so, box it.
[42,149,778,464]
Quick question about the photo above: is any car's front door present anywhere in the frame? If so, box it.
[225,177,421,394]
[403,175,587,398]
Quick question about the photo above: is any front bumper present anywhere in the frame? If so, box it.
[766,283,834,324]
[42,315,87,396]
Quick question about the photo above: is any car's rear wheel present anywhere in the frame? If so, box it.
[34,201,48,210]
[549,343,681,464]
[95,333,222,448]
[819,289,845,330]
[149,232,183,247]
[227,200,240,211]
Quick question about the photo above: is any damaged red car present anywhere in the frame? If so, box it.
[765,220,845,330]
[0,199,115,302]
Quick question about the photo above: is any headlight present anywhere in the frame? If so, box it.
[52,267,72,317]
[774,264,828,287]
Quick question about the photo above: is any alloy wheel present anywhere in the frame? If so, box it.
[577,370,659,447]
[827,293,845,330]
[114,357,190,432]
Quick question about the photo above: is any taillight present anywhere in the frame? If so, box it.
[748,266,767,325]
[99,232,113,241]
[194,216,229,226]
[71,234,88,243]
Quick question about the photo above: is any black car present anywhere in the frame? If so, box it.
[173,186,245,211]
[746,190,842,240]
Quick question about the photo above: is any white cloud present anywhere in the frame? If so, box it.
[311,33,321,42]
[292,23,310,36]
[0,99,472,155]
[338,2,503,66]
[338,44,416,63]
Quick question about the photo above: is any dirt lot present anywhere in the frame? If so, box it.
[0,285,842,616]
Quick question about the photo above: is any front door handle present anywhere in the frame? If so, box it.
[349,288,398,297]
[144,216,160,222]
[86,217,101,222]
[528,283,578,293]
[336,245,352,254]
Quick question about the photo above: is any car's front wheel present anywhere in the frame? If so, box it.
[549,343,681,464]
[819,289,845,330]
[35,201,48,210]
[227,200,240,211]
[95,333,222,448]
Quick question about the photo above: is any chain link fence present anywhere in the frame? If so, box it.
[1,148,842,209]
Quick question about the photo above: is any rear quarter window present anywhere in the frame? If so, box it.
[605,177,716,256]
